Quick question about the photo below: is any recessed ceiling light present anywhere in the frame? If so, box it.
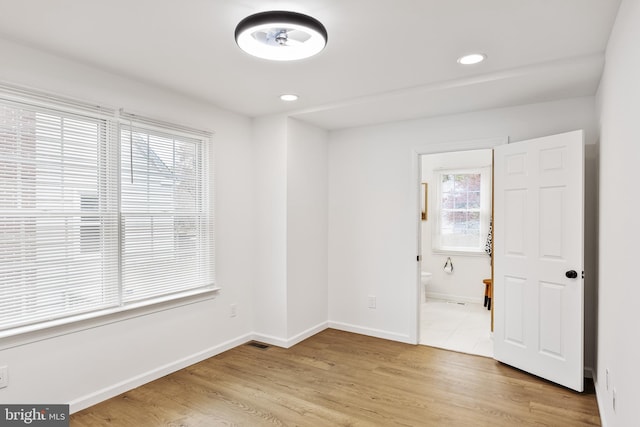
[235,11,328,61]
[280,94,299,101]
[457,53,487,65]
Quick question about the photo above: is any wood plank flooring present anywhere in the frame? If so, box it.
[70,329,600,426]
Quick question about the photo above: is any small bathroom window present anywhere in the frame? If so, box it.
[432,167,491,254]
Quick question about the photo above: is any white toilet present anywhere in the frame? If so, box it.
[421,271,432,302]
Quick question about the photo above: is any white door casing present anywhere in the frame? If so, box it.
[493,130,584,392]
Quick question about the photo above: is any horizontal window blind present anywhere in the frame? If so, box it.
[0,100,120,331]
[120,124,212,302]
[0,86,214,335]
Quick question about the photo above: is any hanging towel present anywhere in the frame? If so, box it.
[485,217,493,258]
[443,257,453,274]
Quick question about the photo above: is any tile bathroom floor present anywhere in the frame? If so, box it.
[419,298,493,358]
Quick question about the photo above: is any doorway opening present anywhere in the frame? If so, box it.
[418,149,493,357]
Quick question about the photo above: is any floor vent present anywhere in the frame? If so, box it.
[247,341,270,349]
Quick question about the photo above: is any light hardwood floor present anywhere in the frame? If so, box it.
[71,329,600,426]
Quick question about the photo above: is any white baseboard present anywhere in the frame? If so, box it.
[69,332,254,414]
[70,324,606,426]
[328,321,413,344]
[424,291,484,305]
[71,323,330,413]
[70,321,410,414]
[584,366,594,379]
[253,321,328,349]
[593,375,608,427]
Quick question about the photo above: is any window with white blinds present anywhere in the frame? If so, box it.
[120,124,211,303]
[0,88,214,335]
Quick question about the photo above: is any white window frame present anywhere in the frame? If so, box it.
[118,118,214,304]
[432,166,491,255]
[0,84,216,339]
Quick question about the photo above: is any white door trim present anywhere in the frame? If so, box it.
[409,136,508,344]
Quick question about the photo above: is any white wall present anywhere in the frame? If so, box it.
[328,96,598,349]
[252,116,329,346]
[595,0,640,425]
[0,38,255,411]
[286,118,329,340]
[421,150,493,303]
[252,115,288,341]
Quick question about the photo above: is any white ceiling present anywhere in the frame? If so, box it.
[0,0,621,130]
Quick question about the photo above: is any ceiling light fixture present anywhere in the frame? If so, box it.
[280,94,299,101]
[235,11,328,61]
[457,53,486,65]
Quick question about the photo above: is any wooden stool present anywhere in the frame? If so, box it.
[482,279,492,310]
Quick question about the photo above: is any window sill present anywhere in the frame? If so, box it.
[0,287,221,350]
[431,248,490,258]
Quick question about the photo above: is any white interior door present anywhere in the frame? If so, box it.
[493,130,584,392]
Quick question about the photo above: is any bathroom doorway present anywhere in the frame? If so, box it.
[418,149,494,357]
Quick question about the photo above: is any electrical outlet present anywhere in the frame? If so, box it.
[368,295,376,309]
[230,303,237,318]
[0,365,8,388]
